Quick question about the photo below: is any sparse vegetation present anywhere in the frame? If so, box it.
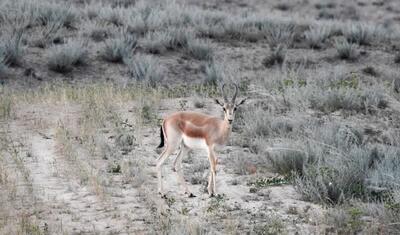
[0,0,399,234]
[47,40,88,73]
[335,38,357,60]
[253,214,285,235]
[2,29,24,66]
[36,2,78,28]
[343,23,375,45]
[304,25,330,49]
[125,55,163,87]
[0,49,7,77]
[263,22,295,48]
[143,31,169,54]
[101,31,137,63]
[185,39,213,61]
[395,53,400,64]
[262,44,286,67]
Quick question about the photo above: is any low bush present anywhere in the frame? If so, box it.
[166,27,194,50]
[335,38,357,60]
[262,22,295,48]
[343,23,375,45]
[293,127,398,205]
[308,86,387,114]
[36,3,78,28]
[395,53,400,64]
[185,38,213,61]
[304,25,330,49]
[2,30,24,66]
[203,60,223,86]
[125,55,163,87]
[47,40,88,73]
[142,31,169,54]
[0,48,7,77]
[262,44,286,67]
[102,32,137,63]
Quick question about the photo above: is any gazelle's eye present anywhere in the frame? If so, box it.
[223,108,226,112]
[234,107,237,111]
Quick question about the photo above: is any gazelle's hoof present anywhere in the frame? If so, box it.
[184,191,196,198]
[159,192,167,199]
[209,193,215,198]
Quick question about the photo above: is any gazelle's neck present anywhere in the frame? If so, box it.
[217,117,232,144]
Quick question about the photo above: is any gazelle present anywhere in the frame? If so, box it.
[156,84,246,197]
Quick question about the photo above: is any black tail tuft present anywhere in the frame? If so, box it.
[157,125,164,148]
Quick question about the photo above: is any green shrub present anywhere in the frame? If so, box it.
[335,38,357,60]
[304,25,330,49]
[48,40,88,73]
[290,124,399,205]
[166,27,194,50]
[142,31,169,54]
[262,44,286,67]
[309,86,387,114]
[0,48,7,77]
[36,3,78,28]
[262,22,295,48]
[185,38,213,60]
[125,55,163,87]
[395,53,400,64]
[102,32,137,63]
[203,60,223,86]
[3,29,24,66]
[343,23,375,45]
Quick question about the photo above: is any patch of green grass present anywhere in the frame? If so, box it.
[330,73,359,89]
[247,176,290,188]
[0,95,13,120]
[207,194,226,213]
[166,196,176,207]
[347,207,364,231]
[253,214,285,235]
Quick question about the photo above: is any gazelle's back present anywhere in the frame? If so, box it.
[166,111,218,126]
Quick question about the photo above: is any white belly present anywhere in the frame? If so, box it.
[182,134,208,149]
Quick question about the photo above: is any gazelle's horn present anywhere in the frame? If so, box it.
[221,83,228,103]
[231,83,238,103]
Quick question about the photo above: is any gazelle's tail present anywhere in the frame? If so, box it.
[157,125,164,148]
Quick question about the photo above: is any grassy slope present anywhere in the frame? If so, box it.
[1,0,400,234]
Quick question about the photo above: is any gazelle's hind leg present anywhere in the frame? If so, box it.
[207,146,217,197]
[173,144,195,197]
[156,130,181,197]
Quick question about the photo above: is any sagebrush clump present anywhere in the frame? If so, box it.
[335,39,357,60]
[48,40,88,73]
[125,55,163,87]
[102,32,137,63]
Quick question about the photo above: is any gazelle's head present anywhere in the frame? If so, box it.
[215,83,246,125]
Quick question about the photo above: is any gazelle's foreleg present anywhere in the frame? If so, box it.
[207,146,217,196]
[173,145,194,197]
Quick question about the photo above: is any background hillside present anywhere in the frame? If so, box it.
[1,0,400,234]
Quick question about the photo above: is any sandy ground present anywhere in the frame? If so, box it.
[0,98,325,234]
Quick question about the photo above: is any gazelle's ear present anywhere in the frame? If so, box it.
[236,98,247,107]
[215,99,224,107]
